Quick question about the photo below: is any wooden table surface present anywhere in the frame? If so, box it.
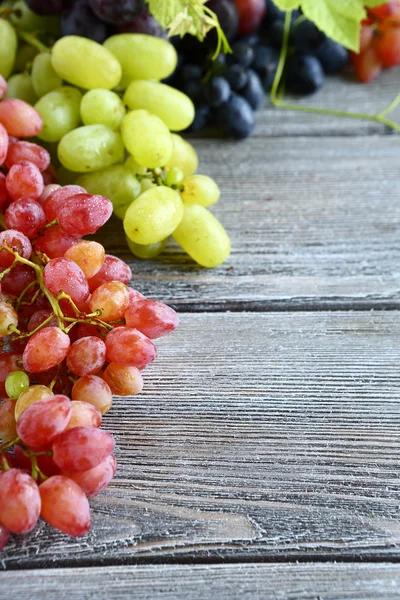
[1,71,400,599]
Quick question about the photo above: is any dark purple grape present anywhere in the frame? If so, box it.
[89,0,145,25]
[116,10,165,36]
[187,105,210,133]
[180,64,202,82]
[316,39,349,74]
[205,76,231,107]
[206,0,238,41]
[252,45,279,89]
[25,0,67,14]
[61,0,108,43]
[292,20,326,52]
[286,54,325,95]
[230,41,254,68]
[215,94,255,139]
[241,69,264,110]
[225,64,248,91]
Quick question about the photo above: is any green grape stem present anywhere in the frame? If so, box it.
[0,437,20,455]
[270,11,400,133]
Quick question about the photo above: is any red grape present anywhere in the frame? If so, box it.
[40,475,91,537]
[0,469,41,534]
[0,172,9,209]
[43,184,86,222]
[351,44,383,82]
[0,229,32,267]
[1,264,36,297]
[124,299,179,339]
[27,309,57,333]
[127,287,146,306]
[64,240,105,280]
[88,254,132,291]
[52,426,115,472]
[5,141,50,171]
[0,397,17,441]
[74,322,103,340]
[0,525,9,551]
[0,123,8,165]
[22,327,71,373]
[234,0,265,35]
[0,353,22,400]
[5,160,44,202]
[42,164,58,186]
[71,375,112,414]
[62,454,116,497]
[89,281,130,322]
[65,400,102,430]
[105,327,156,369]
[16,394,71,449]
[44,257,90,304]
[57,194,113,236]
[103,362,143,396]
[14,444,61,477]
[33,225,80,259]
[39,183,61,206]
[66,336,106,376]
[375,26,400,67]
[0,99,43,137]
[5,198,47,238]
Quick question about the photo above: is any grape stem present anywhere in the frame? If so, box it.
[16,30,49,54]
[270,11,400,133]
[0,437,20,454]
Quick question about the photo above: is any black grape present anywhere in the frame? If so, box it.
[241,69,264,109]
[215,94,255,139]
[205,76,231,107]
[89,0,145,25]
[25,0,67,14]
[206,0,239,41]
[61,0,108,43]
[316,39,349,74]
[117,10,165,37]
[286,54,325,95]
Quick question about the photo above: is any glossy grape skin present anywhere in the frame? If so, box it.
[35,87,83,143]
[0,397,17,441]
[17,394,71,449]
[1,264,36,297]
[0,124,8,166]
[44,184,86,222]
[180,175,220,207]
[0,469,41,534]
[31,53,63,98]
[58,125,125,173]
[0,229,32,267]
[124,186,183,245]
[164,134,199,177]
[52,36,122,90]
[64,241,105,280]
[0,99,42,138]
[89,281,130,322]
[52,426,115,472]
[44,258,90,304]
[66,336,106,377]
[128,288,146,304]
[103,363,143,396]
[121,110,173,169]
[28,309,57,333]
[105,326,156,369]
[14,384,53,421]
[0,20,17,79]
[173,204,231,268]
[5,199,47,239]
[124,299,179,339]
[0,302,18,337]
[81,89,126,129]
[33,225,80,259]
[57,194,113,236]
[5,161,44,202]
[215,94,255,139]
[62,454,116,497]
[126,236,167,260]
[88,254,132,291]
[5,72,38,105]
[65,400,102,430]
[40,475,91,537]
[72,375,113,414]
[0,525,10,551]
[22,327,71,373]
[5,371,30,400]
[5,141,50,172]
[39,183,61,205]
[104,34,177,83]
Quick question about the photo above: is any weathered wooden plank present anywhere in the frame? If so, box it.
[97,136,400,310]
[2,312,400,567]
[2,563,400,599]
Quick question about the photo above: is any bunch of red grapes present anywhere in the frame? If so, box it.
[0,80,179,550]
[352,0,400,82]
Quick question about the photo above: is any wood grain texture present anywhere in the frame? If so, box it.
[2,312,400,568]
[97,136,400,310]
[2,563,400,599]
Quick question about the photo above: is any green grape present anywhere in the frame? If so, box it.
[104,34,177,86]
[5,371,30,400]
[164,134,198,177]
[57,166,80,186]
[140,178,156,194]
[31,53,63,98]
[76,165,140,220]
[180,175,220,207]
[124,186,183,245]
[124,156,148,176]
[51,36,121,90]
[80,89,126,129]
[13,44,38,74]
[173,204,231,268]
[121,110,173,169]
[5,73,38,104]
[0,19,17,79]
[35,86,82,142]
[9,0,60,35]
[124,81,195,132]
[165,166,184,188]
[126,236,167,260]
[58,124,125,173]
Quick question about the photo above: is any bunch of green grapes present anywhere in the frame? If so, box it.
[0,25,230,268]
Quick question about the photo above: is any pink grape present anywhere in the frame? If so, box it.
[71,374,112,414]
[44,257,90,304]
[0,75,7,100]
[1,263,36,297]
[0,469,41,534]
[39,475,91,537]
[5,198,47,238]
[33,225,80,259]
[0,123,8,165]
[42,164,57,185]
[22,327,70,373]
[0,397,17,441]
[89,281,129,322]
[5,160,44,201]
[0,99,42,137]
[65,400,102,430]
[66,336,106,377]
[64,240,105,279]
[0,229,32,267]
[74,322,103,340]
[27,309,57,332]
[0,525,9,551]
[57,194,113,236]
[105,327,156,369]
[127,287,146,306]
[43,185,86,222]
[88,254,132,291]
[5,141,50,171]
[62,454,116,498]
[39,183,61,205]
[52,426,115,472]
[13,444,60,477]
[0,172,9,209]
[16,394,71,449]
[124,299,179,339]
[103,362,143,396]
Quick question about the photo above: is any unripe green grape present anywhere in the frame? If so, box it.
[31,53,62,98]
[165,166,184,188]
[126,236,167,260]
[173,204,231,268]
[77,165,140,220]
[35,86,82,142]
[52,36,121,90]
[80,89,126,129]
[13,44,38,74]
[164,134,198,177]
[104,34,177,85]
[5,73,38,105]
[124,186,183,245]
[0,19,17,79]
[124,156,148,176]
[121,110,173,169]
[180,175,220,207]
[123,80,194,132]
[5,371,30,400]
[58,124,124,173]
[140,179,156,194]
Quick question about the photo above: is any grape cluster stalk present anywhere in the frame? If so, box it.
[0,88,179,551]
